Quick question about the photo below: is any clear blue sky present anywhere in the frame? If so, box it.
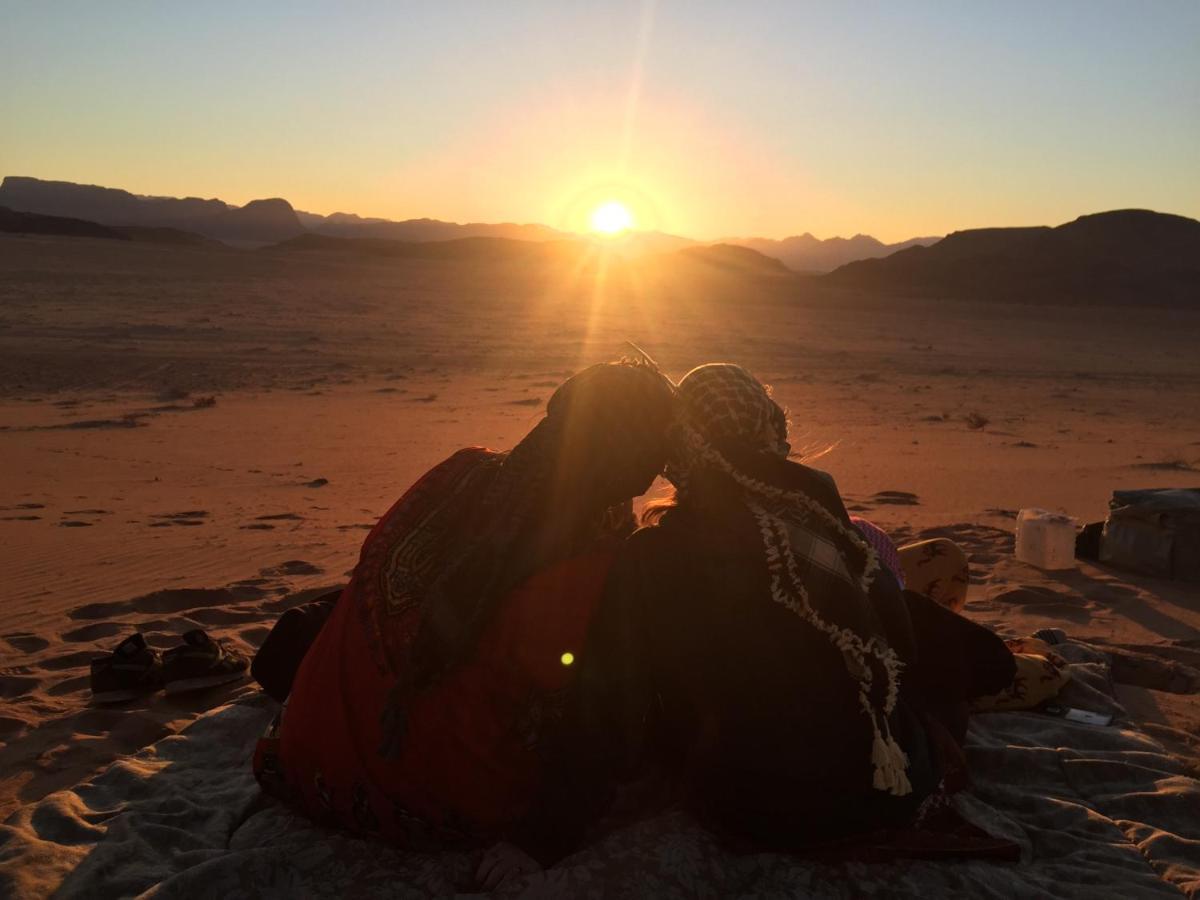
[2,1,1197,241]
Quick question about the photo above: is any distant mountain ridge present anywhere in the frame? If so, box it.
[823,210,1200,306]
[309,215,566,244]
[0,177,303,244]
[0,176,934,268]
[679,243,791,274]
[0,205,130,241]
[723,233,940,272]
[0,176,568,248]
[270,231,582,262]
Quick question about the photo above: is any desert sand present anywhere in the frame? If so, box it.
[2,233,1199,895]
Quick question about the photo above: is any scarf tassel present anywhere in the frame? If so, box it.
[870,718,912,797]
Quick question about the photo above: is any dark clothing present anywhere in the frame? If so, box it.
[519,462,1015,863]
[899,589,1017,743]
[251,591,341,704]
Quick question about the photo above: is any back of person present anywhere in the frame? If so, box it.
[624,478,934,847]
[254,361,677,848]
[275,532,615,842]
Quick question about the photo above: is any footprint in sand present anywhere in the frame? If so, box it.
[3,633,51,654]
[0,714,29,739]
[0,674,40,700]
[872,491,921,506]
[186,606,269,627]
[61,622,126,643]
[37,649,98,672]
[256,513,304,521]
[59,520,94,528]
[227,582,271,599]
[985,584,1094,624]
[150,511,209,527]
[69,587,241,621]
[260,560,324,578]
[1,515,42,521]
[240,523,275,530]
[239,625,271,646]
[46,674,91,697]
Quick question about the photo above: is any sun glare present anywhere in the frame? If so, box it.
[590,200,634,235]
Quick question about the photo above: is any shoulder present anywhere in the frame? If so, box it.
[787,461,840,495]
[606,521,683,583]
[620,521,671,560]
[443,446,503,468]
[410,447,502,491]
[782,461,850,521]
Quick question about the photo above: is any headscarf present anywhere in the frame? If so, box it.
[667,363,912,797]
[407,360,676,690]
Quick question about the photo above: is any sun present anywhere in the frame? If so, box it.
[590,200,634,235]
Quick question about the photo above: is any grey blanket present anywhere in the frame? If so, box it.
[2,641,1197,899]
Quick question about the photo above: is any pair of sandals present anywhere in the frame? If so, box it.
[89,629,248,703]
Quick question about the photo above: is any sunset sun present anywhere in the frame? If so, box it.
[590,200,634,235]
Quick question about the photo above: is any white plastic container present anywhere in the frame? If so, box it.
[1015,508,1077,570]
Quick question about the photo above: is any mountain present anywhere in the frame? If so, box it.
[724,233,940,272]
[677,243,791,274]
[268,232,585,263]
[110,226,225,247]
[310,215,567,243]
[823,210,1200,306]
[0,205,129,241]
[0,177,304,245]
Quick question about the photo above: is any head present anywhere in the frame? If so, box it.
[665,363,788,496]
[675,363,789,457]
[532,360,676,513]
[413,359,674,687]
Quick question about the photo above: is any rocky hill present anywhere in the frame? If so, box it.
[0,177,303,245]
[823,210,1200,306]
[725,232,940,272]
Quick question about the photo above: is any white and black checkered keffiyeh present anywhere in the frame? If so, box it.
[667,363,912,797]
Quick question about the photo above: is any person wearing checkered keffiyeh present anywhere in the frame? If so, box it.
[668,364,913,797]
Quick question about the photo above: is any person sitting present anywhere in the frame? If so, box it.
[250,360,676,870]
[517,363,1014,865]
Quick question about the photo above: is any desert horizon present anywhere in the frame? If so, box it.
[2,2,1199,898]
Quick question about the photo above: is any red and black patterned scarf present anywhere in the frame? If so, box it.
[352,361,675,752]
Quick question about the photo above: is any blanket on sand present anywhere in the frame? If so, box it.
[2,641,1198,899]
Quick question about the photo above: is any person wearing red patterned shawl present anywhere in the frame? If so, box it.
[251,361,675,862]
[515,364,1015,864]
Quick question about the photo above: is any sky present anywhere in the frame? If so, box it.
[2,1,1198,242]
